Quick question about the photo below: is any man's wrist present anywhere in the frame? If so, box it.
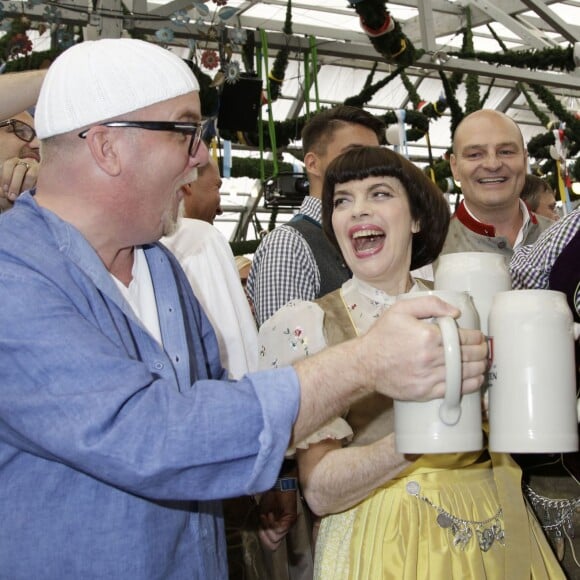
[273,477,298,492]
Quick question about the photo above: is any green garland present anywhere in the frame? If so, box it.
[400,70,420,109]
[228,157,294,179]
[449,26,469,93]
[453,45,576,72]
[439,70,464,138]
[267,0,293,102]
[383,109,428,141]
[529,83,580,135]
[349,0,418,67]
[220,105,432,151]
[241,30,256,74]
[344,65,404,107]
[519,83,550,127]
[464,7,480,114]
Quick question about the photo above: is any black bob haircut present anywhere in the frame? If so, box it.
[321,146,451,271]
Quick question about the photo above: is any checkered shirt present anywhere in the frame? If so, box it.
[510,208,580,299]
[247,196,322,327]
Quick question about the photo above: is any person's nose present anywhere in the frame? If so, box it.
[29,134,40,150]
[482,151,502,171]
[352,197,371,218]
[190,139,209,167]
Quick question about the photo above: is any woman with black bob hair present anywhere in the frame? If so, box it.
[321,145,450,273]
[257,146,563,579]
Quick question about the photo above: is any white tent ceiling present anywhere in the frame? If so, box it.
[2,0,579,238]
[142,0,580,160]
[4,0,579,158]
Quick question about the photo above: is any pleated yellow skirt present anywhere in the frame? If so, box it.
[313,453,564,580]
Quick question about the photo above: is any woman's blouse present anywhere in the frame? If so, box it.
[257,276,427,449]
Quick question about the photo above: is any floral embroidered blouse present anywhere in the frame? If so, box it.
[257,276,429,450]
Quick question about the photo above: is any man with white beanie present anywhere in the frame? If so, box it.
[0,38,488,579]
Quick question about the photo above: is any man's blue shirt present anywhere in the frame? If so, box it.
[0,192,300,579]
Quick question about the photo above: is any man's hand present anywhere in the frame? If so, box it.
[1,157,39,209]
[361,296,488,401]
[257,488,298,551]
[291,296,488,447]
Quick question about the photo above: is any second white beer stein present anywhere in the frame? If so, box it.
[488,289,579,453]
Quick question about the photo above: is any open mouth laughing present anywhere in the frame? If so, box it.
[350,226,385,257]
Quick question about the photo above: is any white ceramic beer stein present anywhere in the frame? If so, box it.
[434,252,512,335]
[488,290,579,453]
[394,290,483,454]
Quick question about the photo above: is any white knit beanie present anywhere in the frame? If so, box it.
[35,38,200,139]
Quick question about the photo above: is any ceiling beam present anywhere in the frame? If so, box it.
[465,0,555,48]
[520,0,580,42]
[414,52,580,90]
[494,87,520,112]
[4,1,579,95]
[417,0,437,52]
[402,0,565,44]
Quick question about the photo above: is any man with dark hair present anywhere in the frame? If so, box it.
[520,173,559,221]
[180,156,223,224]
[247,105,385,327]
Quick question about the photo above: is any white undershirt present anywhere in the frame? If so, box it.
[111,247,163,345]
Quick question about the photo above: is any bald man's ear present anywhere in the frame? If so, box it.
[449,153,460,183]
[84,126,122,177]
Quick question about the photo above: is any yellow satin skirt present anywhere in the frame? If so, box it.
[313,453,564,580]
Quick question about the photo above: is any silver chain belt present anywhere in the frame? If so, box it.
[524,483,580,539]
[406,481,505,552]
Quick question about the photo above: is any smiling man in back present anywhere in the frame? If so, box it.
[441,109,552,258]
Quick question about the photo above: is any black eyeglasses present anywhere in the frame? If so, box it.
[78,121,206,157]
[0,119,36,143]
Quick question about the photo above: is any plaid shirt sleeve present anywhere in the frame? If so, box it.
[247,225,319,327]
[510,209,580,290]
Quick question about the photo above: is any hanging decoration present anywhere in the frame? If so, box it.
[229,26,246,47]
[549,122,573,213]
[187,60,219,118]
[193,2,210,17]
[224,60,240,84]
[169,9,190,27]
[201,48,219,70]
[154,27,174,44]
[0,15,58,71]
[217,5,237,22]
[267,0,293,102]
[348,0,418,66]
[525,83,580,201]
